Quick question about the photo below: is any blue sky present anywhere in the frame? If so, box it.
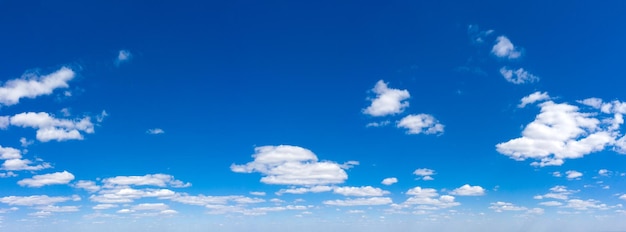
[1,0,626,231]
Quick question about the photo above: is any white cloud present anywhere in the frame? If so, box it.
[519,92,550,108]
[92,204,118,210]
[492,36,521,59]
[489,201,527,212]
[249,191,266,196]
[132,203,169,211]
[74,180,101,193]
[0,195,76,206]
[578,98,604,109]
[533,186,576,200]
[0,146,21,160]
[102,174,190,188]
[115,50,132,65]
[450,184,485,196]
[381,177,398,185]
[231,145,354,186]
[277,186,333,195]
[170,194,263,206]
[18,171,74,187]
[366,121,390,128]
[19,137,34,147]
[499,67,539,84]
[566,170,583,180]
[467,24,494,44]
[0,67,74,106]
[0,171,17,178]
[35,205,79,212]
[147,128,165,135]
[9,112,94,142]
[564,199,610,211]
[1,159,51,171]
[89,188,177,203]
[598,169,609,176]
[413,168,435,180]
[552,171,562,177]
[619,194,626,201]
[539,201,563,206]
[0,116,8,129]
[496,100,617,167]
[402,187,460,209]
[397,114,444,135]
[363,80,410,117]
[333,186,389,197]
[323,197,392,206]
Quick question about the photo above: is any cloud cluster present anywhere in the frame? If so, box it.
[9,112,95,142]
[0,67,74,106]
[0,145,51,171]
[497,93,622,166]
[491,36,522,59]
[413,168,435,181]
[231,145,355,186]
[363,80,410,117]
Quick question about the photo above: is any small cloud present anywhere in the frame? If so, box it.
[20,137,34,147]
[450,184,485,196]
[566,170,583,180]
[96,110,108,123]
[366,120,390,128]
[519,92,550,108]
[499,67,539,84]
[115,50,132,66]
[492,36,521,59]
[414,168,435,181]
[397,114,444,135]
[146,128,165,135]
[363,80,410,117]
[381,177,398,186]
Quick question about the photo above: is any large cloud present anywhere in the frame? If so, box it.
[363,80,410,117]
[0,67,74,106]
[231,145,355,186]
[497,95,621,166]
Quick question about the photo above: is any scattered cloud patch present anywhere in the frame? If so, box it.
[363,80,410,117]
[9,112,95,142]
[566,170,583,180]
[489,201,527,212]
[397,114,444,135]
[115,50,132,66]
[333,186,389,197]
[492,36,521,59]
[533,186,576,200]
[73,180,101,193]
[146,128,165,135]
[403,187,460,209]
[0,67,74,106]
[0,195,78,206]
[366,120,390,128]
[467,24,494,44]
[102,174,190,188]
[519,92,550,108]
[17,171,75,187]
[499,67,539,84]
[413,168,435,181]
[323,197,392,206]
[231,145,355,186]
[381,177,398,185]
[450,184,485,196]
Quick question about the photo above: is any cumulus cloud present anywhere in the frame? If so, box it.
[89,188,177,203]
[102,174,190,188]
[566,170,583,180]
[0,67,74,106]
[146,128,165,135]
[276,186,333,195]
[9,112,95,142]
[497,100,618,167]
[333,186,390,197]
[0,116,8,129]
[564,199,611,211]
[397,187,460,210]
[519,92,550,108]
[363,80,410,117]
[450,184,485,196]
[533,186,576,200]
[397,114,444,135]
[489,201,527,212]
[73,180,101,193]
[381,177,398,185]
[231,145,355,186]
[492,36,521,59]
[413,168,435,181]
[499,67,539,84]
[1,158,51,171]
[17,171,75,187]
[0,195,77,206]
[0,146,21,160]
[323,197,392,206]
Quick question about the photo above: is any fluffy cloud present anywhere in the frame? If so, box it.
[73,180,101,193]
[1,159,51,171]
[450,184,485,196]
[413,168,435,181]
[0,195,77,206]
[363,80,410,117]
[402,187,460,209]
[533,186,576,200]
[564,199,610,211]
[9,112,95,142]
[496,100,618,167]
[397,114,444,135]
[566,170,583,180]
[519,92,550,108]
[499,67,539,84]
[539,201,563,206]
[0,67,74,106]
[92,204,118,210]
[231,145,355,186]
[102,174,190,188]
[0,146,21,160]
[381,177,398,185]
[276,186,333,195]
[89,188,177,203]
[333,186,389,197]
[489,201,527,212]
[492,36,521,59]
[323,197,392,206]
[170,194,264,206]
[18,171,75,187]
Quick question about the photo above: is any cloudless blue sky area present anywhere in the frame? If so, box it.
[1,1,626,231]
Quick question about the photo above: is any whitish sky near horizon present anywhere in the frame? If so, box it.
[1,1,626,231]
